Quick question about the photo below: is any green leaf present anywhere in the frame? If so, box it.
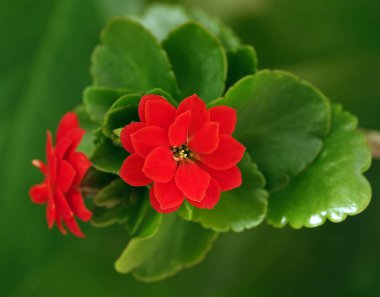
[91,17,179,96]
[91,135,128,174]
[267,105,372,228]
[74,105,99,157]
[83,86,129,125]
[191,154,268,232]
[115,213,218,281]
[163,22,227,103]
[216,70,331,190]
[103,94,140,138]
[94,178,130,208]
[91,204,129,228]
[226,45,258,90]
[135,4,241,50]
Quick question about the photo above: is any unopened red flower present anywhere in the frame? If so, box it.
[120,94,245,213]
[29,112,92,237]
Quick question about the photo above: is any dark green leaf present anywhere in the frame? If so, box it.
[103,94,140,138]
[83,86,129,125]
[191,154,268,232]
[91,135,128,174]
[75,105,99,156]
[115,213,218,281]
[267,105,372,228]
[91,17,179,96]
[163,22,227,103]
[216,70,331,190]
[91,204,129,228]
[226,45,258,89]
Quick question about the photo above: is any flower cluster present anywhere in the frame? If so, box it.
[119,94,245,212]
[29,113,92,237]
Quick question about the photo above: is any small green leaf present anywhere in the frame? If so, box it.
[75,105,99,157]
[83,86,129,125]
[226,45,258,89]
[163,22,227,103]
[91,135,128,174]
[94,179,130,208]
[216,70,331,190]
[91,17,179,96]
[91,205,128,228]
[103,94,140,138]
[191,154,268,232]
[115,213,218,281]
[267,105,372,228]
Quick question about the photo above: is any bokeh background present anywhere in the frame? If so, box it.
[1,0,380,296]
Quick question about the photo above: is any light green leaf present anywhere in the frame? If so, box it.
[191,154,268,232]
[83,86,129,125]
[115,213,218,281]
[91,17,179,96]
[163,22,227,102]
[226,45,258,89]
[267,105,372,228]
[216,70,331,190]
[75,105,99,157]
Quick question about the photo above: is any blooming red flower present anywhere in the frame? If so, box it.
[29,112,92,237]
[119,94,245,213]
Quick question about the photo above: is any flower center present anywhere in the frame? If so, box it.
[172,144,193,161]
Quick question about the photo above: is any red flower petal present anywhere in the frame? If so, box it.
[46,131,57,182]
[188,178,221,209]
[29,183,49,204]
[168,111,191,147]
[176,95,210,135]
[64,216,85,238]
[200,164,242,191]
[120,154,152,186]
[55,137,72,159]
[120,122,146,153]
[143,147,177,183]
[145,99,176,130]
[65,128,85,152]
[56,160,76,193]
[150,186,182,213]
[56,190,74,219]
[209,106,237,135]
[200,135,245,170]
[56,112,79,141]
[154,180,184,210]
[32,159,47,174]
[67,189,92,222]
[175,161,210,202]
[189,122,219,154]
[131,126,169,158]
[68,152,91,186]
[55,214,68,235]
[138,94,168,122]
[46,198,56,228]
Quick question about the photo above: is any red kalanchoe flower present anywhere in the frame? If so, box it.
[29,112,92,237]
[119,94,245,213]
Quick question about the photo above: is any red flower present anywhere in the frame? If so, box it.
[29,112,92,237]
[119,94,245,213]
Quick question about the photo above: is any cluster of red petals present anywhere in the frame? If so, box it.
[120,94,245,213]
[29,112,92,237]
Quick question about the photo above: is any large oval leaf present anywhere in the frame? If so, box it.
[91,17,179,96]
[267,105,372,228]
[191,154,268,232]
[216,70,331,190]
[163,22,227,103]
[115,213,218,281]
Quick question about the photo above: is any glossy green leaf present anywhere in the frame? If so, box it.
[267,105,372,228]
[163,22,227,102]
[83,86,129,125]
[75,105,99,157]
[91,17,179,96]
[216,70,331,190]
[115,213,218,281]
[103,94,140,138]
[226,45,258,89]
[191,154,268,232]
[91,135,128,174]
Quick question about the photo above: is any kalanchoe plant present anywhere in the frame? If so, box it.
[30,4,372,281]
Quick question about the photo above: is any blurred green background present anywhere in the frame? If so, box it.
[1,0,379,296]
